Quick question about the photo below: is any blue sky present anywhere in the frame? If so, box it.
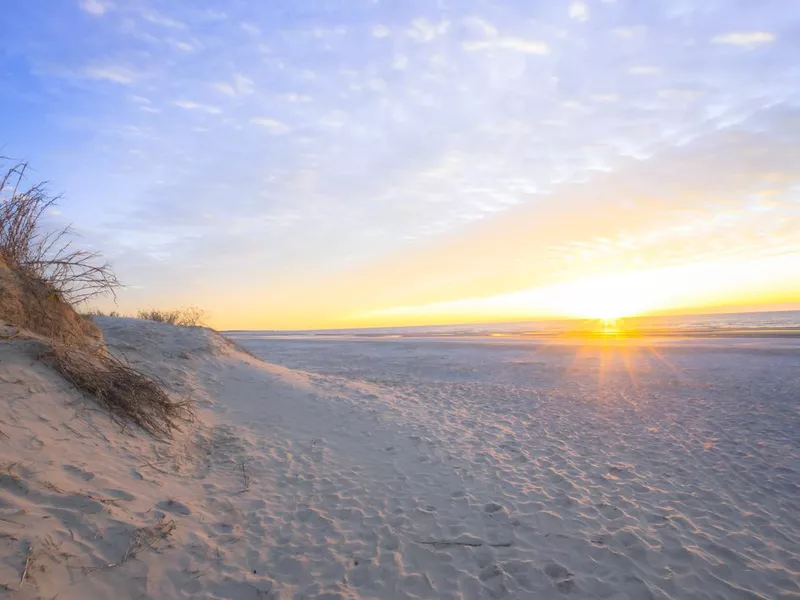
[2,0,799,327]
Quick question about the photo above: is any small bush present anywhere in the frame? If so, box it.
[137,306,205,327]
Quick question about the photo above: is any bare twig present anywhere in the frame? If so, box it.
[19,544,31,589]
[139,461,170,475]
[122,519,176,563]
[414,539,512,548]
[84,519,176,574]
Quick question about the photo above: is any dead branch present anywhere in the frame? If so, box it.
[19,543,31,589]
[414,539,512,548]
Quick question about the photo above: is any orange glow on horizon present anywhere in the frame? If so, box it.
[342,253,800,331]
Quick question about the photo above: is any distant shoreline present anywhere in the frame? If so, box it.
[224,308,800,338]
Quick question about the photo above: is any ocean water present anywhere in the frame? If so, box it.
[227,309,800,341]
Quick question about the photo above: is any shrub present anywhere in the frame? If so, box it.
[0,159,121,304]
[137,306,205,327]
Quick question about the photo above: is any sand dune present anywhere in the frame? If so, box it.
[0,318,798,598]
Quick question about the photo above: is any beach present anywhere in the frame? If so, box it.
[1,318,798,598]
[5,0,800,596]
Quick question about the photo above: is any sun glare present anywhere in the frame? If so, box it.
[549,274,654,321]
[351,255,800,329]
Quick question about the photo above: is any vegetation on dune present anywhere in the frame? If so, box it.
[82,308,122,318]
[1,159,120,304]
[0,157,190,437]
[81,306,207,328]
[136,306,206,327]
[48,346,193,438]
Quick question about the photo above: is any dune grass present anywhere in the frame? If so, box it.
[136,307,206,327]
[1,159,120,304]
[48,344,193,437]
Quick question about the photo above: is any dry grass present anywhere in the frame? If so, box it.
[1,159,120,304]
[137,306,205,327]
[82,519,177,573]
[47,345,193,438]
[82,308,121,318]
[122,518,176,563]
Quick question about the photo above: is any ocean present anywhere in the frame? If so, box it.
[227,309,800,340]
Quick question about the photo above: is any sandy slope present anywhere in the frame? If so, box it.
[0,319,798,599]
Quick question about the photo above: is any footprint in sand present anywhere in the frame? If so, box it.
[482,502,515,545]
[158,498,192,515]
[63,464,95,481]
[484,502,504,513]
[544,561,576,593]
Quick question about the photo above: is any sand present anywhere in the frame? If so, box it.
[0,319,798,599]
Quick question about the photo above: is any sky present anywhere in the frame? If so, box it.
[1,0,799,329]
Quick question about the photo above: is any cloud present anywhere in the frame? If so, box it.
[407,18,450,42]
[368,77,388,92]
[463,17,498,38]
[429,54,447,69]
[319,112,346,129]
[393,55,408,70]
[592,94,619,102]
[612,26,646,39]
[711,31,776,47]
[280,92,312,103]
[170,40,196,52]
[213,74,254,97]
[79,0,108,15]
[213,83,236,96]
[628,65,661,75]
[173,100,222,114]
[463,37,549,54]
[569,1,589,22]
[310,26,347,39]
[372,25,390,38]
[141,10,186,29]
[84,65,138,84]
[658,88,703,102]
[251,117,291,133]
[240,22,261,36]
[203,9,227,21]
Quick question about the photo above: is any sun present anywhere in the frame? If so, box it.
[548,273,655,321]
[581,297,627,321]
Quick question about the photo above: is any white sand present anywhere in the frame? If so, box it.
[1,319,798,599]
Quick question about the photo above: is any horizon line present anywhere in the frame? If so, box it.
[222,305,800,333]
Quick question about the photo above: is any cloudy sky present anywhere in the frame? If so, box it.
[2,0,799,328]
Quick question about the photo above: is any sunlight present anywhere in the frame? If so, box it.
[537,273,659,321]
[601,318,621,332]
[350,254,800,329]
